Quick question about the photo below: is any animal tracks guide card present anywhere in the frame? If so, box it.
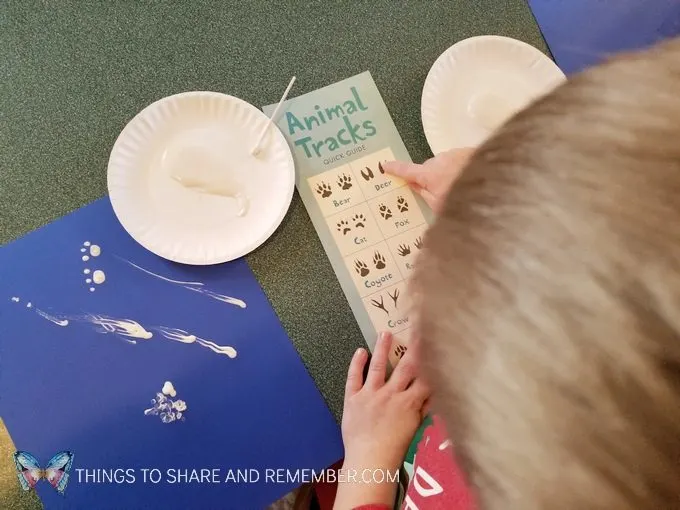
[264,72,434,365]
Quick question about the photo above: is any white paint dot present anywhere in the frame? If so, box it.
[82,255,89,262]
[11,297,20,303]
[86,278,92,284]
[84,241,91,246]
[89,245,101,257]
[80,248,86,253]
[90,287,95,292]
[93,270,106,285]
[162,381,177,397]
[26,302,32,308]
[84,269,91,274]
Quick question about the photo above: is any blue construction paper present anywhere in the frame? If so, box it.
[528,0,680,74]
[0,198,343,509]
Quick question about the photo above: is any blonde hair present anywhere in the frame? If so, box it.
[414,38,680,510]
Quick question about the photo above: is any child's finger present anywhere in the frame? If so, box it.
[382,160,426,187]
[387,345,417,392]
[365,332,392,389]
[344,348,368,399]
[406,378,431,408]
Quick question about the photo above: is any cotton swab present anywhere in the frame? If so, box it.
[251,76,296,156]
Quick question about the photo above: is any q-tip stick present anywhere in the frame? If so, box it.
[252,76,296,156]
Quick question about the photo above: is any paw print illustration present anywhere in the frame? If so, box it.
[373,251,386,270]
[354,260,370,277]
[414,236,424,250]
[394,344,407,359]
[337,173,353,190]
[316,182,332,198]
[337,220,351,235]
[397,244,411,257]
[397,196,409,212]
[352,214,366,228]
[378,204,392,220]
[378,161,386,174]
[360,167,374,181]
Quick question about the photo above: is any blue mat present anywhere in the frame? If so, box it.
[0,198,343,509]
[528,0,680,74]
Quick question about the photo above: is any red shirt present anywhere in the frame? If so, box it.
[354,417,475,510]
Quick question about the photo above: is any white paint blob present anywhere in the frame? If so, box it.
[162,381,177,397]
[90,287,95,292]
[156,326,237,358]
[84,269,91,275]
[84,241,91,246]
[11,297,19,303]
[89,245,101,257]
[80,248,86,253]
[92,270,106,284]
[86,278,92,284]
[36,309,69,327]
[26,302,32,308]
[82,255,90,262]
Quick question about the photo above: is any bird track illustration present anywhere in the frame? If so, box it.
[388,288,400,308]
[371,295,389,315]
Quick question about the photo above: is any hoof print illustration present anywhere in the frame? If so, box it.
[371,296,389,315]
[397,196,409,212]
[361,167,374,181]
[378,204,392,220]
[373,251,386,270]
[337,173,353,190]
[378,161,386,174]
[316,182,332,198]
[414,236,424,250]
[354,260,370,277]
[397,244,411,257]
[352,214,366,228]
[394,344,407,359]
[337,220,351,235]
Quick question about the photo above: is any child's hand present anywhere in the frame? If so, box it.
[334,332,430,508]
[383,148,475,213]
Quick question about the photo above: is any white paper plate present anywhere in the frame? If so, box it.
[422,35,566,154]
[108,92,295,265]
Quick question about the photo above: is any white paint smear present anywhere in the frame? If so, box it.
[84,269,91,275]
[93,270,106,284]
[162,381,177,397]
[11,297,19,303]
[80,248,86,253]
[36,309,69,327]
[155,326,237,358]
[86,278,92,284]
[119,258,246,308]
[82,255,89,262]
[439,439,452,451]
[84,241,91,246]
[85,315,153,342]
[90,245,101,257]
[90,287,95,292]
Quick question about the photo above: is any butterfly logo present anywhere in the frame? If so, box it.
[13,450,74,495]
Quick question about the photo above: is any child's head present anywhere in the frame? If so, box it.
[414,38,680,509]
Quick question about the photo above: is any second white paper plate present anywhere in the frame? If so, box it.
[108,92,295,265]
[422,35,566,154]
